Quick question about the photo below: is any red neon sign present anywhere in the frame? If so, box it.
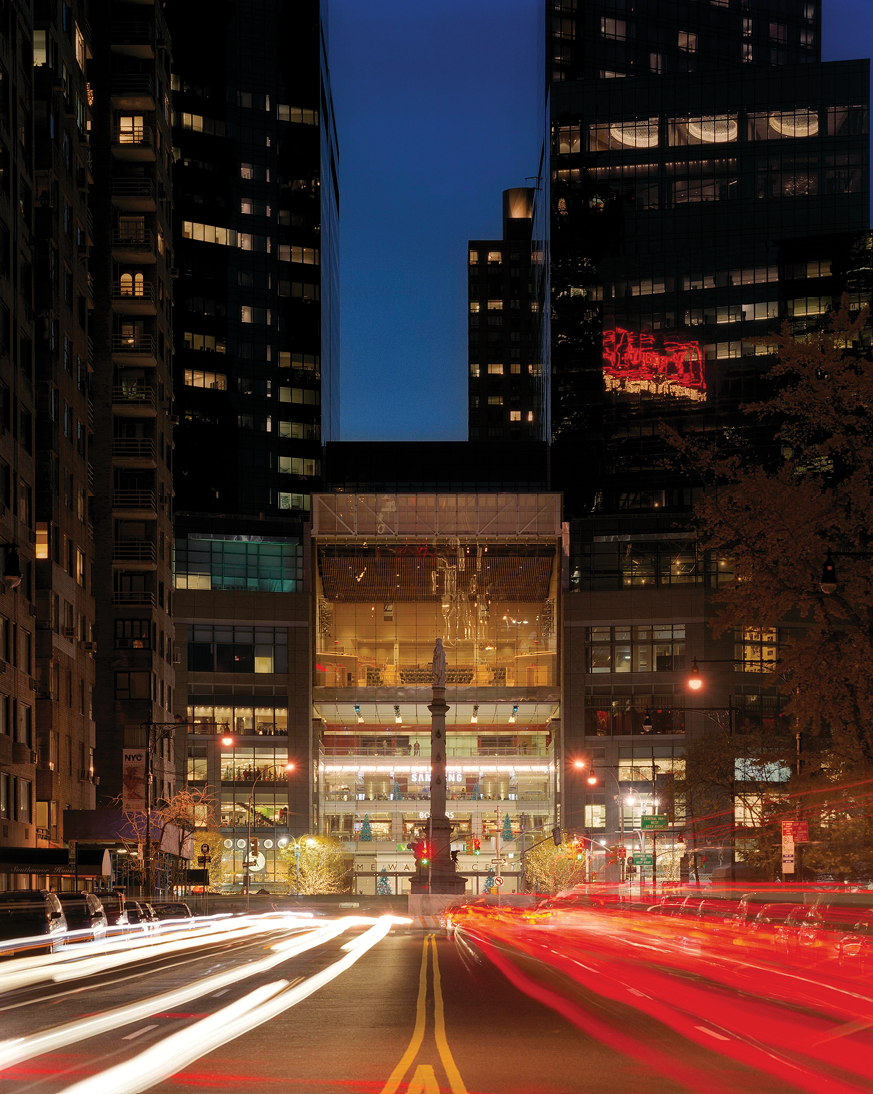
[603,328,705,399]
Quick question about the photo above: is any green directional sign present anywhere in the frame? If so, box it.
[628,855,653,866]
[640,815,669,830]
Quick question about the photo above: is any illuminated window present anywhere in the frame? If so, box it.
[584,805,606,829]
[469,363,480,377]
[279,351,319,373]
[678,31,697,52]
[600,17,626,40]
[509,411,521,421]
[118,115,144,143]
[469,302,480,313]
[787,296,830,317]
[742,17,752,36]
[649,53,664,73]
[742,43,754,63]
[184,332,226,353]
[554,125,581,154]
[75,24,86,70]
[487,363,504,374]
[510,363,521,374]
[469,250,479,265]
[668,114,738,146]
[599,70,627,79]
[735,628,783,672]
[527,411,534,422]
[278,456,320,477]
[180,113,225,136]
[487,251,502,264]
[590,118,659,151]
[748,110,820,140]
[36,523,49,560]
[487,300,503,311]
[804,3,817,18]
[487,395,503,406]
[277,105,318,125]
[184,369,227,390]
[279,492,311,511]
[587,625,686,673]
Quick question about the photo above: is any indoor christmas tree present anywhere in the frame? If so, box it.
[501,814,513,842]
[377,867,390,895]
[483,866,495,893]
[360,814,373,842]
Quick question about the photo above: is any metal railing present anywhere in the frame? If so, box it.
[111,178,156,202]
[112,490,157,512]
[111,281,156,305]
[112,438,156,461]
[111,228,155,251]
[110,75,155,101]
[111,384,157,409]
[112,124,155,150]
[113,590,156,606]
[111,333,157,357]
[110,22,154,47]
[113,541,156,562]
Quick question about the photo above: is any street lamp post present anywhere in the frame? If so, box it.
[576,761,633,883]
[221,737,293,912]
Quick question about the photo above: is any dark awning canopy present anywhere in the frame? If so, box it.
[0,848,112,877]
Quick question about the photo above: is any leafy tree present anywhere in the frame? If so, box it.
[280,835,352,895]
[523,838,587,894]
[668,303,873,763]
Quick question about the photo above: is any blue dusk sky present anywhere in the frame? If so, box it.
[329,0,873,443]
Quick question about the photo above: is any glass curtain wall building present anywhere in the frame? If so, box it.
[312,493,562,895]
[548,1,870,881]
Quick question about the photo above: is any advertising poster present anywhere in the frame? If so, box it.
[122,749,147,812]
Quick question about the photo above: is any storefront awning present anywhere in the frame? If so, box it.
[0,848,112,877]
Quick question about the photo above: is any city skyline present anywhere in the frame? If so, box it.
[333,0,873,442]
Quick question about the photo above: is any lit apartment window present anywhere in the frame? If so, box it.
[487,300,503,310]
[469,363,480,377]
[509,411,521,421]
[35,523,49,560]
[488,395,503,406]
[600,17,626,40]
[469,250,479,265]
[487,251,502,264]
[527,411,534,422]
[487,363,504,374]
[75,24,86,70]
[678,31,697,52]
[743,17,753,36]
[469,301,480,313]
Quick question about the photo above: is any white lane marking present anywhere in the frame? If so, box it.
[212,990,229,997]
[122,1025,159,1041]
[695,1026,730,1041]
[56,918,403,1094]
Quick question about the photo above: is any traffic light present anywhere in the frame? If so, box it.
[575,842,585,861]
[552,825,562,847]
[473,838,481,855]
[465,836,474,854]
[412,839,433,868]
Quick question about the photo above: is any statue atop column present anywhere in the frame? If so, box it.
[432,637,446,688]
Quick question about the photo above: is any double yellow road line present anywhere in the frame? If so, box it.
[381,934,467,1094]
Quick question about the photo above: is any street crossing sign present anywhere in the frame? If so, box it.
[641,815,669,830]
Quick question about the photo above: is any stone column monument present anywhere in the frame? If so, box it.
[410,638,466,895]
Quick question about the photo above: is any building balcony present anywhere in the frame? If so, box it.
[112,437,157,466]
[111,384,157,416]
[112,490,157,519]
[111,333,157,365]
[111,282,157,316]
[111,178,156,211]
[111,229,156,263]
[110,21,156,58]
[109,75,155,111]
[112,541,157,568]
[111,125,156,162]
[113,590,156,607]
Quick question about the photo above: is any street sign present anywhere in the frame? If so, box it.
[628,854,653,866]
[782,850,796,874]
[493,877,505,887]
[641,815,669,830]
[490,858,508,865]
[200,842,210,855]
[197,855,211,866]
[782,821,808,844]
[68,840,77,868]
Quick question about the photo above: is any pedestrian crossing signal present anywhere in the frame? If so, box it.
[473,838,481,855]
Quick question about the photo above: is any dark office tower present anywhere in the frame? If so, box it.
[166,0,339,521]
[549,3,871,857]
[88,3,178,806]
[467,188,548,442]
[549,0,821,83]
[0,1,38,860]
[30,2,99,844]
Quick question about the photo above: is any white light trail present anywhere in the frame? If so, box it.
[55,917,404,1094]
[0,921,348,1074]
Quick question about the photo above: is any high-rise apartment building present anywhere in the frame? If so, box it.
[30,0,99,845]
[168,0,339,890]
[0,0,39,860]
[546,1,871,874]
[89,1,178,807]
[467,188,545,442]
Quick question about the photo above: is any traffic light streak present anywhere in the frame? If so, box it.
[380,934,468,1094]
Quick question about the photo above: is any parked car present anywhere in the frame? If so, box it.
[150,901,194,927]
[0,889,68,954]
[97,892,129,933]
[837,912,873,976]
[56,892,108,943]
[125,900,158,934]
